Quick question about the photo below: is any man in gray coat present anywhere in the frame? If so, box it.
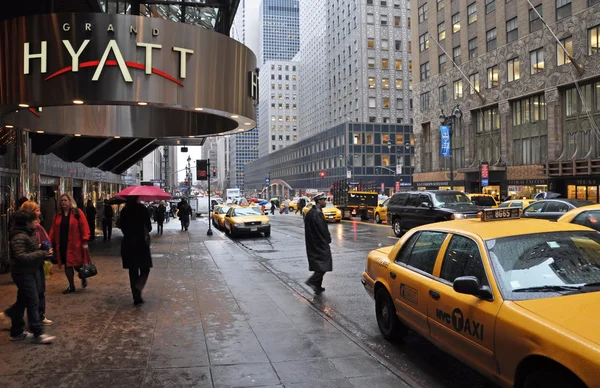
[303,193,332,295]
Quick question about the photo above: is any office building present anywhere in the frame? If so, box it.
[259,0,300,64]
[258,60,299,157]
[411,0,600,201]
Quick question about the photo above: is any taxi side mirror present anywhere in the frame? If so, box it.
[453,276,493,300]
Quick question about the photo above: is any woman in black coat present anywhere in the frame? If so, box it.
[85,200,97,240]
[119,196,152,305]
[155,202,166,235]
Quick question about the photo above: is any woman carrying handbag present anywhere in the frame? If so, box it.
[49,194,91,294]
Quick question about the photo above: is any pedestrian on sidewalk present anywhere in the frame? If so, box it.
[49,194,91,294]
[297,197,306,215]
[283,198,290,214]
[4,209,56,344]
[102,200,114,241]
[178,199,192,231]
[270,200,276,215]
[85,200,97,241]
[303,193,332,295]
[119,196,152,305]
[156,202,166,235]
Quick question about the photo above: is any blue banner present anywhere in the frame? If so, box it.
[440,125,451,157]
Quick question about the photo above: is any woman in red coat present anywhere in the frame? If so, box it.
[49,194,91,294]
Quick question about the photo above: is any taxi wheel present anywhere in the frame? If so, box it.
[522,368,584,388]
[264,230,271,237]
[375,213,382,224]
[375,288,405,341]
[392,218,403,237]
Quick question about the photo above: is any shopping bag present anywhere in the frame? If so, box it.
[43,261,52,279]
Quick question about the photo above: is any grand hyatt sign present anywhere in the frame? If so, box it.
[24,22,194,86]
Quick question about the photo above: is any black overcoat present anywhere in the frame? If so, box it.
[119,203,153,270]
[304,206,332,272]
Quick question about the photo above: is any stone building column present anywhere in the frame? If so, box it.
[414,133,424,173]
[545,87,562,161]
[432,124,440,172]
[498,100,512,165]
[461,110,474,167]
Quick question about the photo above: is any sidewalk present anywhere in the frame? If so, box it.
[0,218,415,388]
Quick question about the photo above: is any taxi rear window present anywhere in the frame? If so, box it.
[486,231,600,300]
[471,196,496,206]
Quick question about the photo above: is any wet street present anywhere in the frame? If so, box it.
[225,212,496,388]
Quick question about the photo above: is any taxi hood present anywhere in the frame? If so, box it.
[513,293,600,345]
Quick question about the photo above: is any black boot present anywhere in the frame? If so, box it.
[63,286,76,294]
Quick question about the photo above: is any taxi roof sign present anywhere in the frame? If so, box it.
[480,207,521,222]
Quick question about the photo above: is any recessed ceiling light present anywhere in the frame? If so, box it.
[244,122,252,125]
[36,130,44,133]
[74,134,81,137]
[188,135,194,138]
[73,100,84,105]
[231,115,239,118]
[194,107,204,111]
[114,136,121,139]
[5,125,14,129]
[138,102,148,106]
[18,104,29,108]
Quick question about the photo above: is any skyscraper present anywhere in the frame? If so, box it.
[259,0,300,64]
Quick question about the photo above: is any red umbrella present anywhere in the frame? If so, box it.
[116,186,172,202]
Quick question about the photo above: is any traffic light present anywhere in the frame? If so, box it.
[212,169,217,177]
[320,171,325,178]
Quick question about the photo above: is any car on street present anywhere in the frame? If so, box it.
[362,208,600,388]
[467,194,498,208]
[374,198,389,224]
[557,204,600,232]
[302,202,342,222]
[223,206,271,237]
[212,204,231,229]
[386,190,479,237]
[497,198,537,209]
[288,199,298,211]
[521,199,594,221]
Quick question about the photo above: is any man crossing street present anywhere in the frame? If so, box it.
[303,193,332,295]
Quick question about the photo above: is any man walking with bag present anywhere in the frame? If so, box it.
[303,193,332,295]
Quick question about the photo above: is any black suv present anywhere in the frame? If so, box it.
[386,190,480,237]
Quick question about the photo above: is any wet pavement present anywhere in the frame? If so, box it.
[228,213,495,388]
[0,218,417,388]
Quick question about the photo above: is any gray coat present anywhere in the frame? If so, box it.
[304,206,332,272]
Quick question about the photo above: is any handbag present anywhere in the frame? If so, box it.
[78,249,98,279]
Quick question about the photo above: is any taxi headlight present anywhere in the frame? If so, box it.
[261,220,270,225]
[234,223,244,227]
[452,213,467,220]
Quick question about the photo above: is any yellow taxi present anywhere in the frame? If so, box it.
[467,193,498,208]
[362,208,600,388]
[223,205,271,237]
[212,204,231,230]
[374,198,389,224]
[302,202,342,222]
[558,204,600,232]
[288,200,298,211]
[498,198,537,209]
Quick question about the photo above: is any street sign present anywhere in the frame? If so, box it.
[440,125,451,157]
[396,164,402,175]
[481,162,489,179]
[346,170,351,179]
[395,181,400,191]
[482,179,489,187]
[381,183,385,192]
[265,176,270,185]
[196,160,208,181]
[150,179,164,183]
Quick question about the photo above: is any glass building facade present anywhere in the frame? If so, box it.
[259,0,300,64]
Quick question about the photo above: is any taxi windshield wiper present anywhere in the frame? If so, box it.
[512,285,581,293]
[582,282,600,288]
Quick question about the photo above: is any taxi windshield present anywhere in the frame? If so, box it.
[486,231,600,300]
[324,203,335,208]
[219,206,230,214]
[433,192,472,207]
[232,207,262,217]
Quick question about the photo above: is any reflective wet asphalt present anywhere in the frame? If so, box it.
[225,212,496,388]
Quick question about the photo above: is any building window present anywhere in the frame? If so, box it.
[453,46,461,65]
[588,25,600,55]
[469,73,480,94]
[382,58,389,69]
[394,16,401,26]
[506,17,518,43]
[453,79,463,99]
[382,78,390,89]
[439,85,448,104]
[529,5,543,33]
[556,0,572,20]
[368,38,375,48]
[368,77,376,89]
[485,0,496,14]
[530,48,544,74]
[487,65,499,88]
[467,3,477,24]
[382,39,389,50]
[395,40,402,51]
[367,13,374,24]
[368,97,376,108]
[438,22,446,41]
[557,36,573,65]
[512,94,547,125]
[420,62,430,81]
[396,79,403,89]
[439,54,447,73]
[437,0,444,11]
[381,15,388,25]
[468,38,478,59]
[418,3,428,23]
[407,17,411,28]
[486,28,497,52]
[395,59,402,70]
[396,98,404,109]
[394,0,401,8]
[419,33,430,52]
[420,92,431,110]
[507,57,520,82]
[368,57,375,68]
[452,13,460,33]
[476,107,500,133]
[383,97,391,108]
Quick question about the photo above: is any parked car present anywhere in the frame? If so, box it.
[374,198,389,224]
[386,190,480,237]
[498,199,537,209]
[467,194,498,208]
[557,204,600,231]
[521,199,595,221]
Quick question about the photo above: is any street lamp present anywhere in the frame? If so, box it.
[439,105,462,191]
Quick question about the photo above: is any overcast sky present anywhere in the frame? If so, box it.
[177,145,203,182]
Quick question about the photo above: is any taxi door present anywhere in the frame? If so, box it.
[389,231,449,338]
[426,234,502,380]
